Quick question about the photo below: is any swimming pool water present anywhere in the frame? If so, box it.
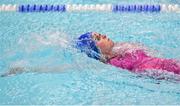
[0,0,180,105]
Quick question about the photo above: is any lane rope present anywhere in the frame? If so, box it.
[0,4,179,13]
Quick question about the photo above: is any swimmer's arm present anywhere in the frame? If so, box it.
[0,64,76,77]
[0,67,25,77]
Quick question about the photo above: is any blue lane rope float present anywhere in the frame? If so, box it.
[18,4,66,12]
[0,4,179,13]
[112,4,161,12]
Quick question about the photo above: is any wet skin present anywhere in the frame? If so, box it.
[92,32,114,53]
[92,32,115,60]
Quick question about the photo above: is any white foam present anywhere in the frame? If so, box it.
[33,31,71,48]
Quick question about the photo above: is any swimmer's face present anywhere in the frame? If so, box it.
[92,32,114,54]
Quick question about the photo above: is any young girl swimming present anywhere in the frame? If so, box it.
[1,31,180,77]
[76,32,180,75]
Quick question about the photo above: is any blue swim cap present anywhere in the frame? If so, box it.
[76,32,101,60]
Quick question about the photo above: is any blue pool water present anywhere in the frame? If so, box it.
[0,0,180,105]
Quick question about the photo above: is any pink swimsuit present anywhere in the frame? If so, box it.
[108,43,180,75]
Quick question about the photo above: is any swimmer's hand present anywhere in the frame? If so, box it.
[0,67,25,77]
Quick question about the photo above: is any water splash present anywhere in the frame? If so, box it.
[1,30,105,77]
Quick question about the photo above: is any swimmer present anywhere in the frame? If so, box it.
[1,32,180,77]
[76,32,180,75]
